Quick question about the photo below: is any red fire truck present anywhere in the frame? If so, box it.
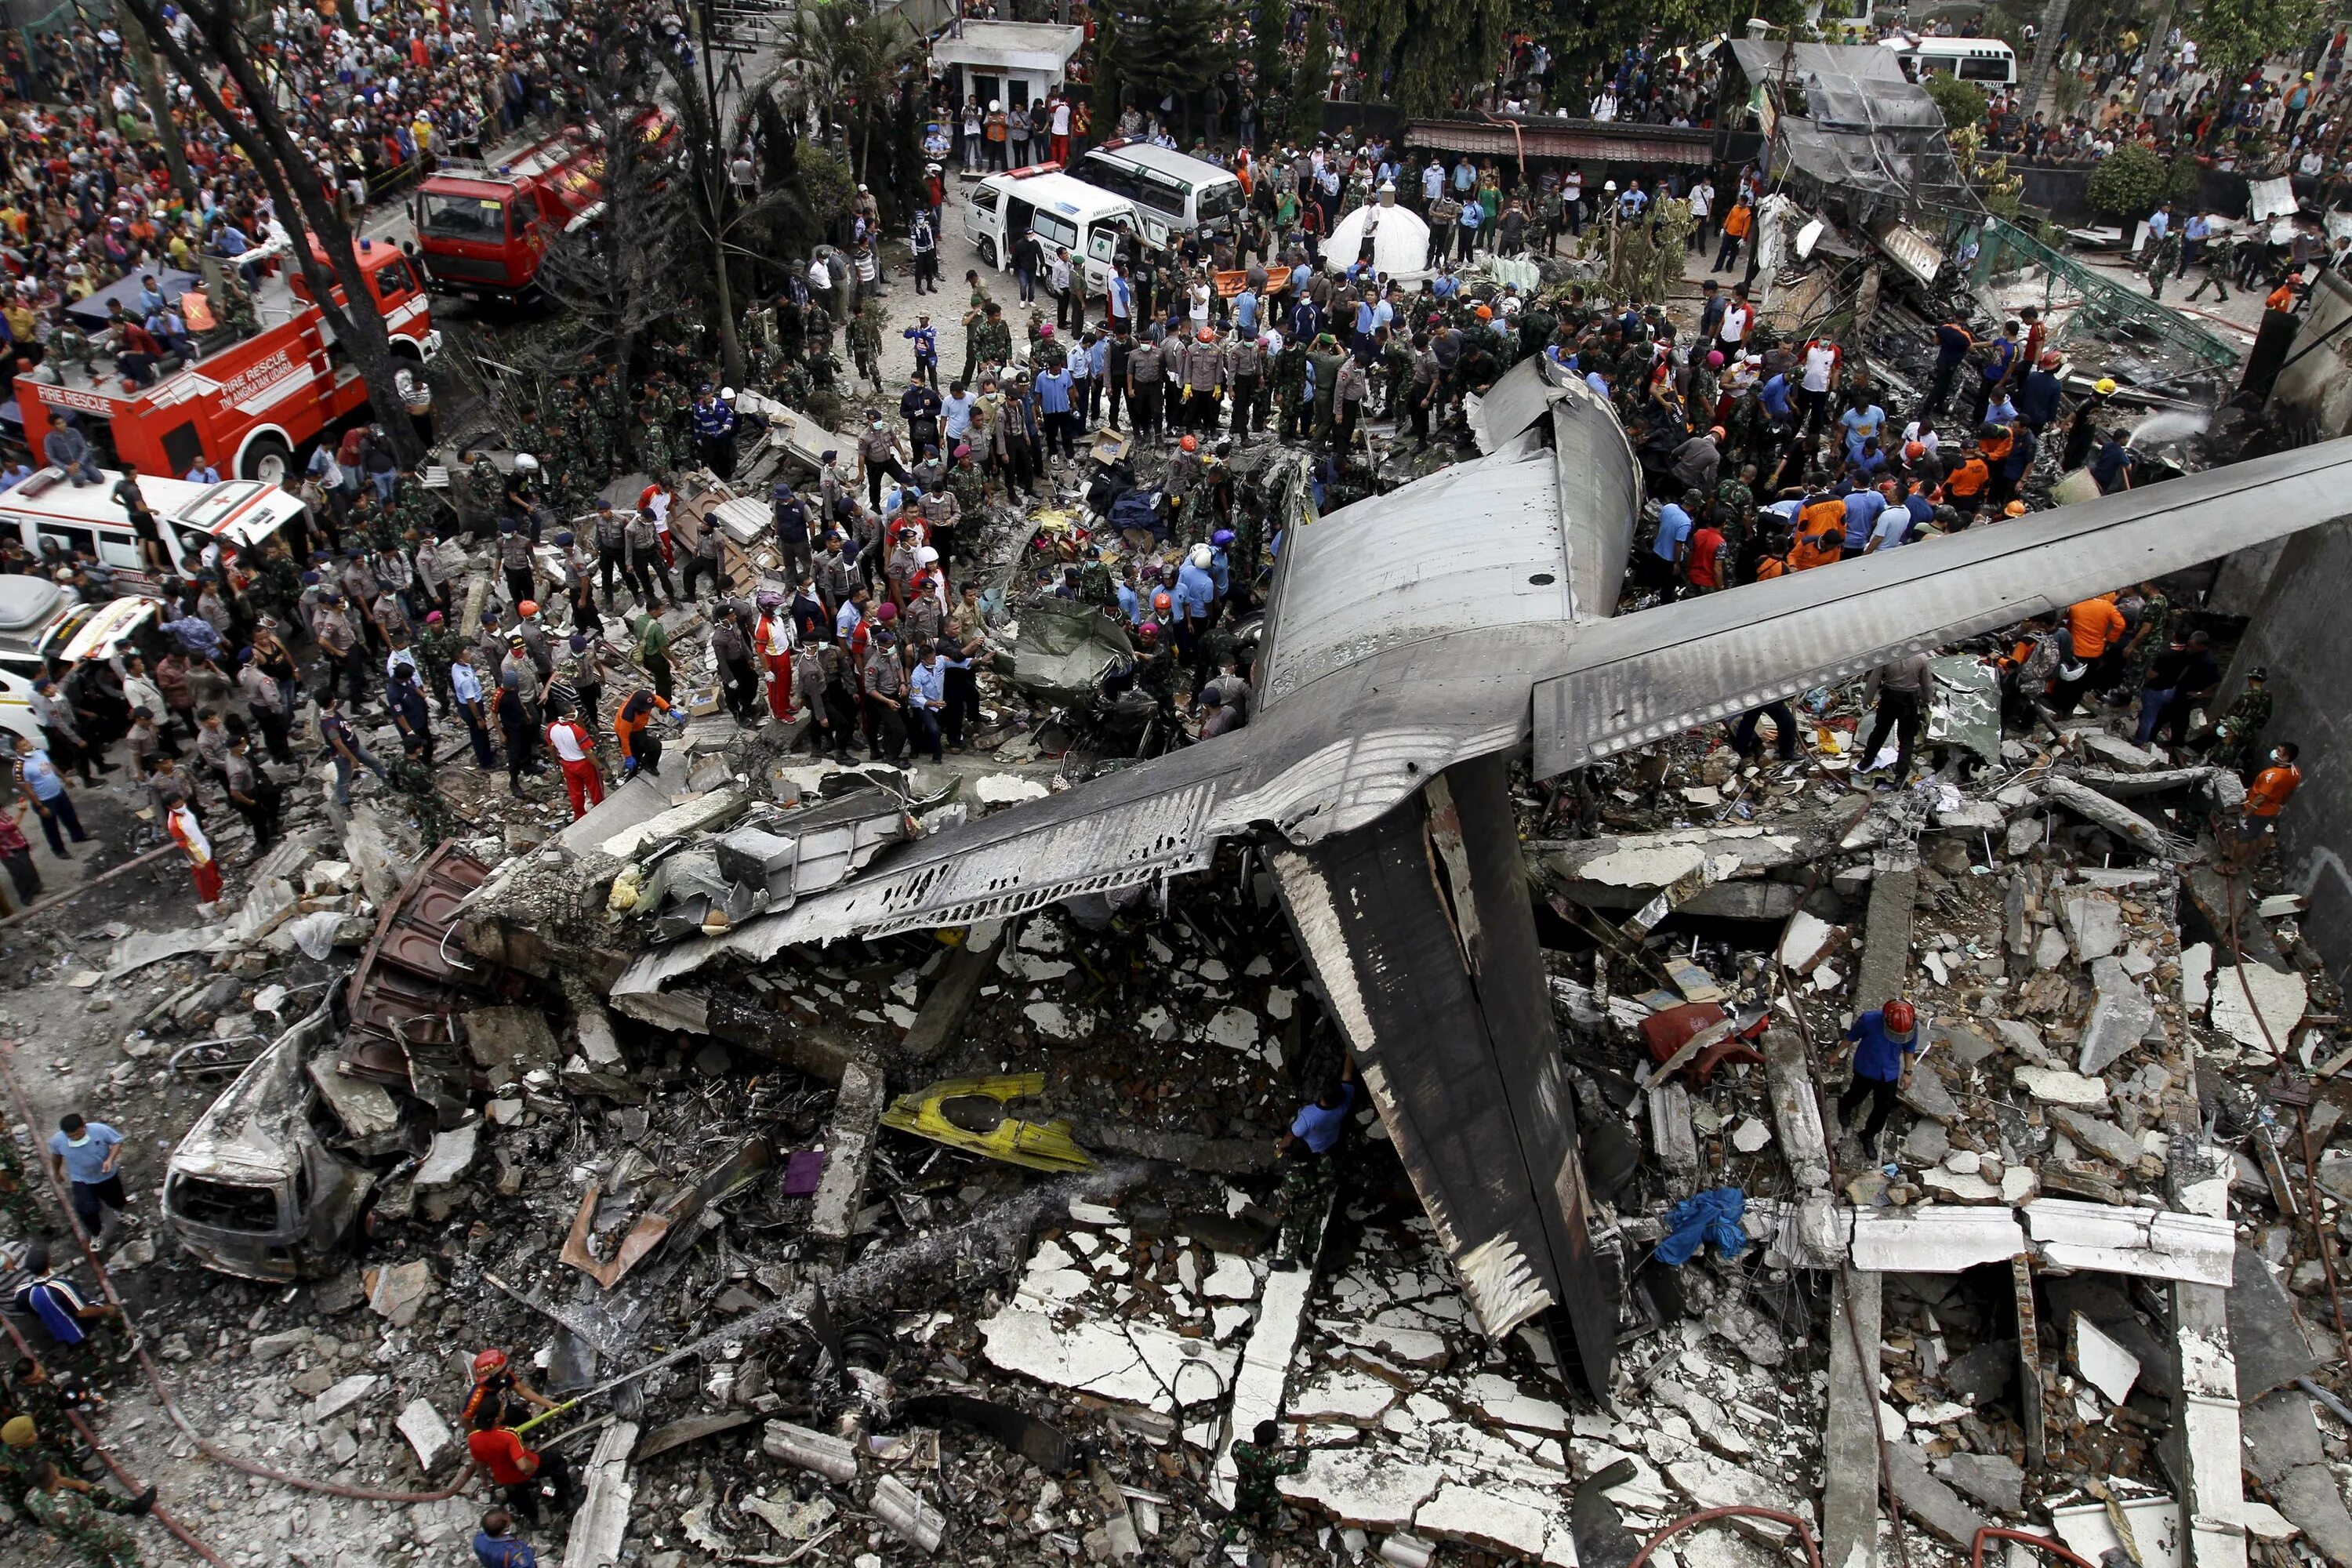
[409,111,673,304]
[9,237,437,486]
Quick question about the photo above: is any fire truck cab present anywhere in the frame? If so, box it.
[410,111,673,303]
[6,238,435,488]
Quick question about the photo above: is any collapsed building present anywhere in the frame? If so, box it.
[9,355,2352,1568]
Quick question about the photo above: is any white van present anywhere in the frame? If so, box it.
[1881,34,2017,86]
[0,466,310,597]
[1076,140,1247,243]
[966,167,1147,297]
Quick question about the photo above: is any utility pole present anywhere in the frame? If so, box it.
[122,10,195,205]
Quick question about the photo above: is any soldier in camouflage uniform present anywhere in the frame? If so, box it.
[20,1455,150,1568]
[947,447,992,523]
[215,267,260,338]
[1224,1421,1306,1541]
[452,453,503,540]
[393,750,457,846]
[0,1130,42,1234]
[2202,670,2274,775]
[414,614,459,704]
[252,542,303,625]
[1272,339,1309,439]
[847,307,885,392]
[634,405,675,480]
[970,304,1014,380]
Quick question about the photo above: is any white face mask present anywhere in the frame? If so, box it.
[67,1134,89,1148]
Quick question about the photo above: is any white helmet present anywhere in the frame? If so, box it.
[989,100,1001,112]
[513,453,539,473]
[917,545,940,565]
[720,387,735,401]
[1190,543,1212,568]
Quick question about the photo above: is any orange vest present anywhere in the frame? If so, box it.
[2248,763,2303,816]
[2067,597,2125,659]
[1789,528,1843,572]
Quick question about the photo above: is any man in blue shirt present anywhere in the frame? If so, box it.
[474,1509,541,1568]
[49,1112,129,1240]
[907,646,948,762]
[1650,498,1693,590]
[1033,363,1075,462]
[902,317,940,390]
[1840,483,1887,552]
[1279,1056,1357,1157]
[13,735,87,857]
[1836,1000,1920,1149]
[1759,371,1795,427]
[1274,1055,1357,1265]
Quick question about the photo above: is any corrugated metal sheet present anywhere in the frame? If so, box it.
[1552,381,1642,625]
[1468,355,1561,454]
[1261,445,1566,706]
[1728,39,1905,83]
[1406,118,1714,166]
[1530,439,2352,778]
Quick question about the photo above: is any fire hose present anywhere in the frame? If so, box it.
[1,1041,481,1517]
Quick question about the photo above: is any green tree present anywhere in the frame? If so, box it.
[789,0,921,187]
[1924,74,1988,131]
[1125,0,1226,137]
[2085,140,2197,219]
[1344,0,1510,117]
[2189,0,2327,75]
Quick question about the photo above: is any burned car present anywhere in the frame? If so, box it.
[162,1002,403,1282]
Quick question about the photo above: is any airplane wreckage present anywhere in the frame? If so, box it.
[462,356,2352,1396]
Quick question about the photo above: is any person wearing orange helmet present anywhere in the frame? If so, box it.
[1836,998,1922,1151]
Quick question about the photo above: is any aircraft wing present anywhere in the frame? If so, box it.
[1530,438,2352,777]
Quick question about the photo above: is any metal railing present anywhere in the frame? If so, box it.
[1958,214,2241,372]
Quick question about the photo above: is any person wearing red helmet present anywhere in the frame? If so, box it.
[1836,999,1922,1150]
[463,1348,560,1429]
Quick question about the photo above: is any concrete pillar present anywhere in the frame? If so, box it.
[1824,1269,1885,1568]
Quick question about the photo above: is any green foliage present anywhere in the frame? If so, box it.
[2085,140,2196,219]
[1090,2,1131,126]
[1924,74,1987,131]
[1120,0,1226,128]
[1345,0,1511,118]
[2190,0,2328,74]
[789,0,921,183]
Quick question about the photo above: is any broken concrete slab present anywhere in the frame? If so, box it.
[562,1419,641,1568]
[2229,1244,2331,1400]
[2024,1199,2234,1286]
[2015,1067,2108,1108]
[397,1396,456,1472]
[463,1006,565,1076]
[2078,957,2158,1076]
[414,1124,479,1189]
[1277,1450,1443,1529]
[1762,1029,1831,1192]
[2049,1107,2147,1171]
[2209,963,2307,1051]
[368,1259,432,1326]
[899,920,1008,1063]
[1884,1442,1989,1545]
[979,1303,1238,1411]
[2243,1389,2352,1566]
[2061,894,2126,961]
[809,1060,884,1250]
[1854,851,1919,1011]
[1933,1452,2024,1513]
[2051,1497,2183,1568]
[1214,1250,1316,1507]
[310,1373,383,1424]
[1897,1062,1960,1123]
[1415,1481,1575,1567]
[2073,1312,2143,1405]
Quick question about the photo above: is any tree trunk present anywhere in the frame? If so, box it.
[2026,0,2073,118]
[125,0,426,467]
[122,13,194,204]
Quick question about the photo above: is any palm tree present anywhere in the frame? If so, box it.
[788,0,921,187]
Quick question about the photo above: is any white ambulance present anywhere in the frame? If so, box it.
[965,165,1148,297]
[0,466,310,597]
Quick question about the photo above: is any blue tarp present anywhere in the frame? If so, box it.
[1656,1185,1748,1265]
